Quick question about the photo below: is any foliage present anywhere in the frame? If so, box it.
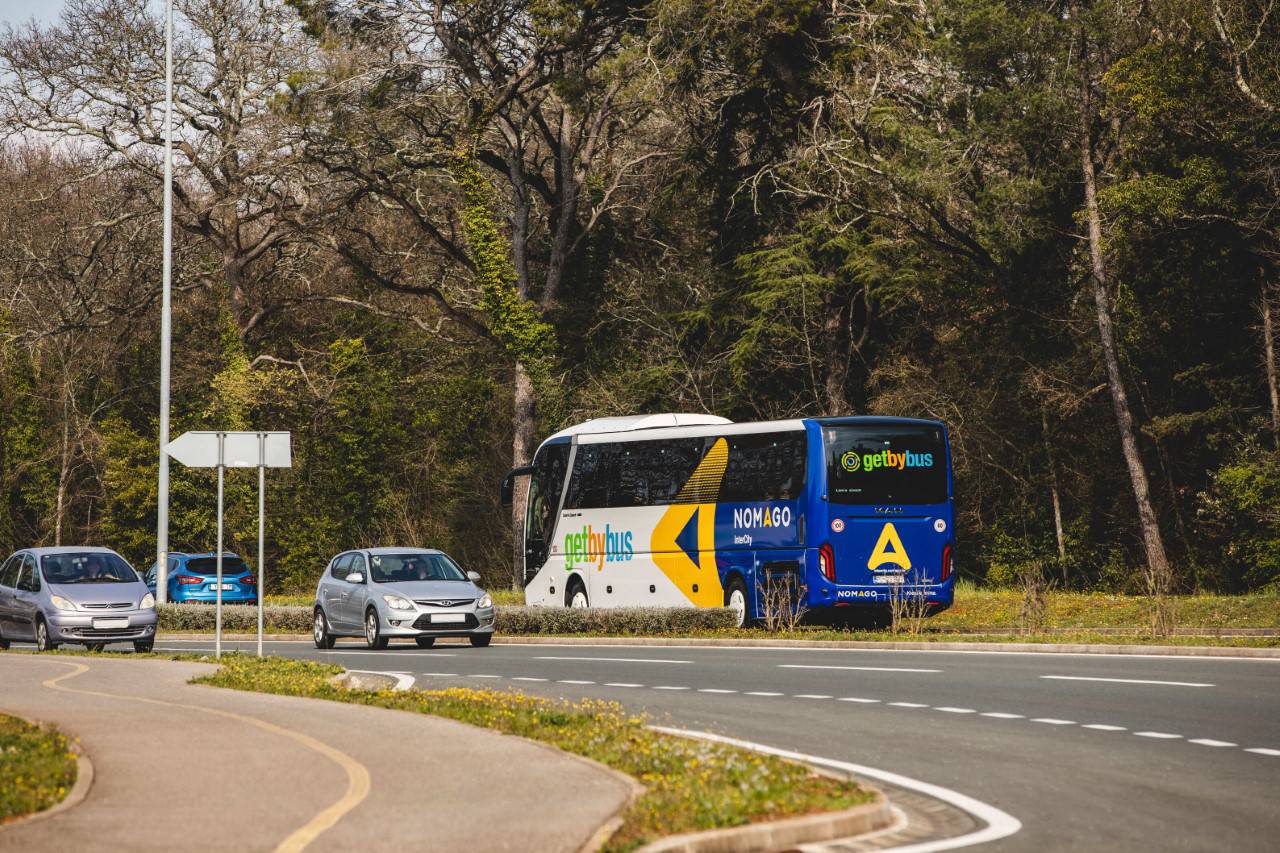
[197,655,871,850]
[0,714,78,822]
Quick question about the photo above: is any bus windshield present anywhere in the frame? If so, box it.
[824,423,948,505]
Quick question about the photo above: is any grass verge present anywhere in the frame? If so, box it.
[0,714,78,823]
[195,655,871,851]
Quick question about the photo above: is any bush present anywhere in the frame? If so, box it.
[495,606,738,635]
[159,603,738,635]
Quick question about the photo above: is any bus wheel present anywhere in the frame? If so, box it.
[567,579,589,609]
[725,577,750,628]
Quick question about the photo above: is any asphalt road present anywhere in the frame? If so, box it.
[152,637,1280,852]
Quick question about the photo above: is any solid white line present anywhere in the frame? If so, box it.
[1081,724,1126,731]
[653,686,690,691]
[1133,731,1182,739]
[1031,718,1075,725]
[794,694,833,699]
[535,656,692,664]
[980,712,1024,719]
[1188,738,1236,747]
[698,688,736,694]
[1245,748,1280,756]
[605,682,643,688]
[510,677,548,682]
[1041,675,1214,688]
[649,726,1022,852]
[423,672,457,677]
[468,674,502,679]
[346,669,416,691]
[839,697,881,704]
[890,702,928,708]
[746,691,783,697]
[557,679,595,685]
[934,707,975,714]
[779,664,942,673]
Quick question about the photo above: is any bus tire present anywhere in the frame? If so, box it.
[566,577,589,609]
[724,576,751,628]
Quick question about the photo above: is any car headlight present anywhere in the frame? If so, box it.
[50,595,76,612]
[382,594,414,611]
[140,593,156,610]
[477,594,493,609]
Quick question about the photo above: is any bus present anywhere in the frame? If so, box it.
[501,413,955,626]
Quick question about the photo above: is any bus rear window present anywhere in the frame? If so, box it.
[824,424,948,505]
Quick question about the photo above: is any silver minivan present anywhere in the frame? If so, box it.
[0,546,158,652]
[313,547,495,649]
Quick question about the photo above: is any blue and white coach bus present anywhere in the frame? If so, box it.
[502,414,956,626]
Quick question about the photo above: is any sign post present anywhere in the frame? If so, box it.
[164,431,292,659]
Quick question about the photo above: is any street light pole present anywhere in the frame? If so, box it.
[156,0,174,604]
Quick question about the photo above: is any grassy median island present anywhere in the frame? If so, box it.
[197,655,871,851]
[0,714,78,824]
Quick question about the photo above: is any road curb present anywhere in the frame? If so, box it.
[636,794,891,853]
[0,717,94,832]
[154,633,1280,657]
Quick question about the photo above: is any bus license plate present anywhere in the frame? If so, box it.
[432,614,466,624]
[872,574,906,584]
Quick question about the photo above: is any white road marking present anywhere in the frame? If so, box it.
[1188,739,1236,747]
[468,674,502,679]
[746,691,783,697]
[346,669,416,691]
[535,656,692,664]
[795,694,833,699]
[653,686,690,691]
[1081,724,1126,731]
[650,726,1022,853]
[423,672,458,677]
[511,677,548,682]
[980,712,1024,719]
[1040,675,1214,688]
[1245,748,1280,756]
[557,679,595,685]
[605,682,643,688]
[779,664,942,673]
[1133,731,1182,739]
[934,707,976,714]
[839,697,881,704]
[1031,718,1075,725]
[890,702,928,708]
[322,649,457,657]
[698,688,737,694]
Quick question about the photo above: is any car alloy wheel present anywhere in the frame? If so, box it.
[364,609,387,650]
[35,619,55,652]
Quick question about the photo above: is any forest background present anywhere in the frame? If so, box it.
[1,0,1278,599]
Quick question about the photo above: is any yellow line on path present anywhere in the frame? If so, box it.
[39,660,370,852]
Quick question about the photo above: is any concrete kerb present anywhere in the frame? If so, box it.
[0,714,95,832]
[157,632,1280,657]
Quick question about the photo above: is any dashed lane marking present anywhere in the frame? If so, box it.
[535,656,692,664]
[779,664,942,673]
[1031,718,1076,726]
[1134,731,1182,739]
[1081,724,1126,731]
[1189,739,1236,747]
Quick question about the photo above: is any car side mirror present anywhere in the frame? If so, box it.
[345,572,366,584]
[467,571,482,583]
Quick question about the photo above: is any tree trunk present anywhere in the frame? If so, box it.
[1042,409,1067,573]
[510,361,537,590]
[1078,47,1173,623]
[1262,276,1280,446]
[822,292,852,415]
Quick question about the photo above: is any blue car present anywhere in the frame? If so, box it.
[144,552,258,604]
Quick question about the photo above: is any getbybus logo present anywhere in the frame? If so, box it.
[843,449,934,472]
[563,524,634,571]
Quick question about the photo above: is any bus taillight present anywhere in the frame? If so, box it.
[941,544,953,582]
[819,543,836,581]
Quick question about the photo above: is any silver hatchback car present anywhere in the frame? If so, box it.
[0,547,158,653]
[313,547,495,649]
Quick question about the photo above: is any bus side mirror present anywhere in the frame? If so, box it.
[500,465,534,508]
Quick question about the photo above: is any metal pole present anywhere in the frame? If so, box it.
[155,0,175,604]
[215,433,224,661]
[257,433,265,658]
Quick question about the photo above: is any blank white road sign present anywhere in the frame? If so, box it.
[164,431,292,468]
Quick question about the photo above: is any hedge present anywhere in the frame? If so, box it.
[158,603,738,635]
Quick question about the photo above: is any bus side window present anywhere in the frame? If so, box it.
[526,444,570,572]
[721,432,807,502]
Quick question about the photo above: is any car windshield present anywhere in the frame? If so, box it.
[41,552,139,584]
[184,557,248,575]
[824,423,949,505]
[369,554,466,584]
